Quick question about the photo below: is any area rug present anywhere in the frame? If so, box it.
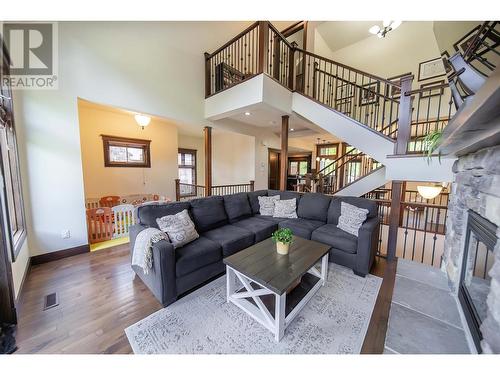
[125,263,382,354]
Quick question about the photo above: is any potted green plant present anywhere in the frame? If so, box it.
[271,228,293,255]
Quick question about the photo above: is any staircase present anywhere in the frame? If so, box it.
[204,21,463,194]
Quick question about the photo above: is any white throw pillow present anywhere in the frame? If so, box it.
[156,209,199,248]
[337,201,369,237]
[273,198,298,219]
[258,195,280,216]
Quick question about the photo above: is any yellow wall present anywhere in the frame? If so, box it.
[78,100,179,201]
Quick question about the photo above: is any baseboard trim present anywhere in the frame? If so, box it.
[31,244,90,265]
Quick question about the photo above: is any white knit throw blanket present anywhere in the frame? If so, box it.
[132,228,169,274]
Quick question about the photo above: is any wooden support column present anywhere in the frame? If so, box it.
[204,126,212,196]
[280,115,289,191]
[394,75,413,155]
[387,181,403,261]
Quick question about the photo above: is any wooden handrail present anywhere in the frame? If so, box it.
[295,47,404,87]
[315,147,360,176]
[405,82,450,96]
[268,22,295,49]
[313,65,400,105]
[205,21,260,59]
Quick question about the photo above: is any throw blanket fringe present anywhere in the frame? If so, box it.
[132,228,169,274]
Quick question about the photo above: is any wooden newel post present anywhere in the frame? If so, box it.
[175,178,180,201]
[280,115,289,191]
[204,126,212,197]
[258,21,269,74]
[249,180,255,192]
[395,75,413,155]
[204,52,211,98]
[387,181,403,261]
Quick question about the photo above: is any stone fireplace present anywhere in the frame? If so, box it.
[443,144,500,353]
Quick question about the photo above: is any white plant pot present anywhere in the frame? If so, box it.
[276,242,290,255]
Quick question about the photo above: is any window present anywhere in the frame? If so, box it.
[316,143,338,174]
[178,148,197,196]
[0,44,27,259]
[102,135,151,168]
[289,160,308,175]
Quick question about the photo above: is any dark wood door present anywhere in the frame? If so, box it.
[268,149,280,190]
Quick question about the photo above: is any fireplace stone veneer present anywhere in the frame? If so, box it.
[442,145,500,353]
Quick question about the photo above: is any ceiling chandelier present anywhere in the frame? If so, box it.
[369,20,402,38]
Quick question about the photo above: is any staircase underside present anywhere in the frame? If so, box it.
[205,74,456,193]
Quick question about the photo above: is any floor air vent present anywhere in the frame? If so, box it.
[43,292,59,310]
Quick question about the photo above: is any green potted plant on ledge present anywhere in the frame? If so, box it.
[272,228,293,255]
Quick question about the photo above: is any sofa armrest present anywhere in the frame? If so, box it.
[129,224,177,306]
[355,216,380,275]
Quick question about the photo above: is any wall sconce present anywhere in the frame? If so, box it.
[135,114,151,129]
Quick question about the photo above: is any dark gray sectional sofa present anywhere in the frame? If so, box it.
[129,190,380,307]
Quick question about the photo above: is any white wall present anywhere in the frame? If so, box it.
[13,21,255,256]
[78,101,179,200]
[212,130,255,185]
[315,22,442,88]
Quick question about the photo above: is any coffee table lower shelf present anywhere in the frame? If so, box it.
[226,253,329,342]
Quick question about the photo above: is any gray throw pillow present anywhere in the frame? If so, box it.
[258,195,280,216]
[273,198,298,219]
[156,209,199,248]
[337,201,369,237]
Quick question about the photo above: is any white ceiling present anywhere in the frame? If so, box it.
[316,21,379,52]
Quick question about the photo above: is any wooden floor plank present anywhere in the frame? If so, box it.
[15,244,395,354]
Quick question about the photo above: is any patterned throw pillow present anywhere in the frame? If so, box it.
[337,201,369,237]
[156,209,199,248]
[258,195,280,216]
[273,198,298,219]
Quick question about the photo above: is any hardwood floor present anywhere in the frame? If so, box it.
[14,245,396,354]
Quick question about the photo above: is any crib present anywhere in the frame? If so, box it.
[85,194,168,243]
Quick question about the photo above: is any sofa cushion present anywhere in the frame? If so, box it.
[311,224,358,254]
[175,236,222,277]
[253,214,288,224]
[232,216,278,242]
[327,196,378,224]
[268,190,302,203]
[137,201,191,228]
[156,209,199,248]
[247,190,268,214]
[202,225,255,257]
[278,218,325,239]
[273,198,298,218]
[258,195,280,216]
[223,193,252,223]
[337,201,369,237]
[297,193,331,222]
[190,196,228,232]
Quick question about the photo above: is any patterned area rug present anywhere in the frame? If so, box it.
[125,264,382,354]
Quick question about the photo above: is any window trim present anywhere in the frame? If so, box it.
[101,134,151,168]
[178,148,197,197]
[1,38,27,260]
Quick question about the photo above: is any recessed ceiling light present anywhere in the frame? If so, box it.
[244,112,251,116]
[290,128,295,131]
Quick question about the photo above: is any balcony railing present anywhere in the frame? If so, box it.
[175,179,255,201]
[364,187,449,266]
[314,147,381,195]
[204,21,461,156]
